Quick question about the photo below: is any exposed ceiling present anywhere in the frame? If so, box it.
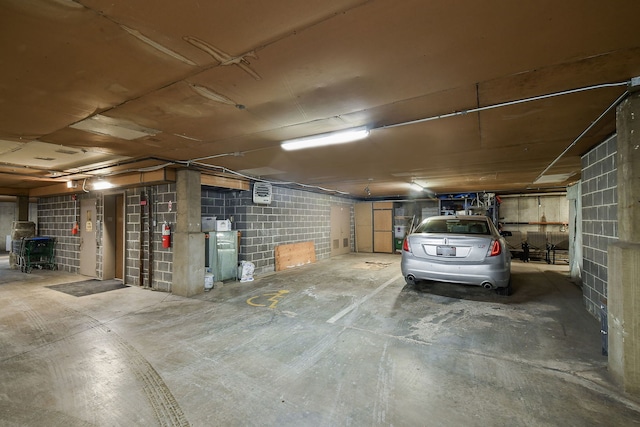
[1,0,640,198]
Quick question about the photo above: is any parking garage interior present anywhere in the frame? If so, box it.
[2,1,640,426]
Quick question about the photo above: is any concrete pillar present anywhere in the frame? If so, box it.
[171,169,205,297]
[17,196,29,221]
[608,91,640,395]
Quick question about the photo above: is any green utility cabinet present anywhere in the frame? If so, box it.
[205,231,238,281]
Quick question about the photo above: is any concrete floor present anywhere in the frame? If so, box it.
[1,253,639,427]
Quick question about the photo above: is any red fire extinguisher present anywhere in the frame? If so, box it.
[162,222,171,248]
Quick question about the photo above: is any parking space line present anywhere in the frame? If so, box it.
[326,274,402,324]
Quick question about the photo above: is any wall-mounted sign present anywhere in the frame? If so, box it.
[85,210,93,232]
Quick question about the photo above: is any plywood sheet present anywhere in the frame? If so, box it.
[373,209,393,231]
[355,202,373,253]
[275,241,316,271]
[373,204,393,253]
[373,201,394,210]
[374,231,393,253]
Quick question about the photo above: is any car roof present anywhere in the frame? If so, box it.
[425,215,489,220]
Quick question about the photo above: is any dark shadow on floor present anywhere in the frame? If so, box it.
[400,269,581,305]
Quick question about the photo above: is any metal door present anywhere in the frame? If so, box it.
[330,205,351,256]
[79,198,97,277]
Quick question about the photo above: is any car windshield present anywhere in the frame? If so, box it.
[415,218,490,235]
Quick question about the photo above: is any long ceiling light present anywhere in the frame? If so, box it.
[410,182,424,192]
[71,114,159,140]
[281,126,369,151]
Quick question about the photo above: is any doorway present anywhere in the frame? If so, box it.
[103,194,125,280]
[79,198,97,277]
[373,202,393,253]
[355,202,373,252]
[354,201,394,253]
[330,205,351,257]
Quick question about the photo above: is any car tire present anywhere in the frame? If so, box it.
[495,280,512,296]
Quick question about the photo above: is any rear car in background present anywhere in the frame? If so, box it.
[401,215,512,295]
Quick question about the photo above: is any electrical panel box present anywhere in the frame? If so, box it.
[205,231,238,281]
[201,216,217,232]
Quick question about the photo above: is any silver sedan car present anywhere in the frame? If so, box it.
[401,215,512,295]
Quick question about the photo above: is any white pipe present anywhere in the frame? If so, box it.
[534,91,627,183]
[377,81,629,130]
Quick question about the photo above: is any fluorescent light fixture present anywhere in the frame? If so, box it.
[71,114,159,140]
[281,126,369,151]
[189,83,237,105]
[93,179,114,190]
[532,172,574,185]
[121,25,196,66]
[410,182,424,191]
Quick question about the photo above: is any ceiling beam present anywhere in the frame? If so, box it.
[29,169,177,197]
[0,188,30,197]
[201,174,250,191]
[26,168,250,197]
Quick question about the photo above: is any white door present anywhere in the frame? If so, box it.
[79,198,97,277]
[330,205,351,257]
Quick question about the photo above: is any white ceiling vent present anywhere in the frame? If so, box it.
[253,182,272,205]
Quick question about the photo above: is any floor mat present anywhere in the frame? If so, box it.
[46,279,128,297]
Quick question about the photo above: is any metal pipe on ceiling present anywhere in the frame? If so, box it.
[376,81,629,131]
[533,93,626,183]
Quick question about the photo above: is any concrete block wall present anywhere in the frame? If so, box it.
[124,185,176,291]
[201,187,226,219]
[151,184,176,291]
[37,194,82,273]
[125,188,144,286]
[581,135,618,319]
[211,186,354,275]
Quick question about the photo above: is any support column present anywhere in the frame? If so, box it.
[17,196,29,221]
[608,90,640,395]
[172,169,205,297]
